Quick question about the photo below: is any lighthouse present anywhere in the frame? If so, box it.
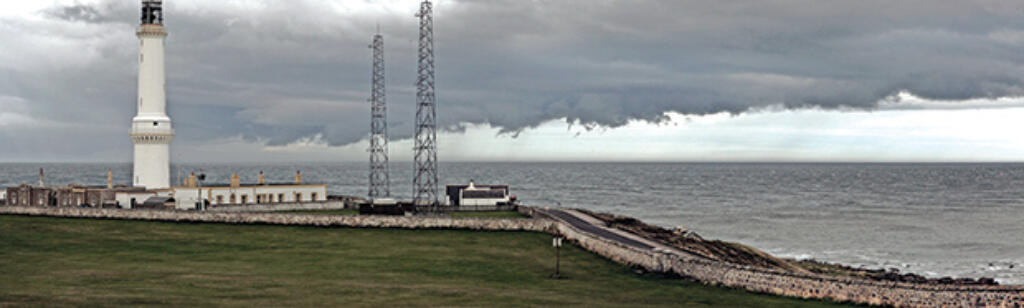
[131,0,173,189]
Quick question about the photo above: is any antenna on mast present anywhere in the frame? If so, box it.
[413,0,439,209]
[368,31,390,199]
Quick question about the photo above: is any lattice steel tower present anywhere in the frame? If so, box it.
[368,31,390,199]
[413,0,439,207]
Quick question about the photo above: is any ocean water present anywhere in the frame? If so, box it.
[1,162,1022,284]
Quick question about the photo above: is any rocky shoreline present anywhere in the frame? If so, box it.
[792,259,999,286]
[576,208,1001,287]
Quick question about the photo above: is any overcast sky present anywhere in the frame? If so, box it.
[2,0,1024,162]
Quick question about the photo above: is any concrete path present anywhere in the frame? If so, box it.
[538,207,702,260]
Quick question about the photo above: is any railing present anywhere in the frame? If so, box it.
[130,127,174,136]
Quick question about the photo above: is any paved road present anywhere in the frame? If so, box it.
[540,208,655,250]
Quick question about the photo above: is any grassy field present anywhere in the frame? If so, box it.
[0,215,855,307]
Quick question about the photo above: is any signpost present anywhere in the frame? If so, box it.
[552,237,563,278]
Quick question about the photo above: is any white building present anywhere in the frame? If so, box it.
[445,181,513,208]
[5,1,335,211]
[132,0,173,190]
[173,171,327,210]
[114,189,162,209]
[125,2,327,211]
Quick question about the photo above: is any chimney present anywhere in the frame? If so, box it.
[258,171,266,185]
[38,168,45,187]
[107,169,113,189]
[294,170,302,184]
[188,172,197,188]
[230,173,241,188]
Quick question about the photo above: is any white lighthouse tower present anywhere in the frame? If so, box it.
[131,0,173,189]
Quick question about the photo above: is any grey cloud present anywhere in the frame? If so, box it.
[3,0,1024,159]
[45,4,106,23]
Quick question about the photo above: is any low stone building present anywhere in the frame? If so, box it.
[5,184,137,208]
[5,169,329,211]
[6,184,55,207]
[172,171,328,210]
[445,181,514,208]
[4,169,153,209]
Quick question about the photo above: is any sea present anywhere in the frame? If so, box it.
[1,162,1021,285]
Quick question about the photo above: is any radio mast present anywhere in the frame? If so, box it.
[413,0,439,208]
[368,30,390,199]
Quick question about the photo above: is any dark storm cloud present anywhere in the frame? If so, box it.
[3,0,1024,157]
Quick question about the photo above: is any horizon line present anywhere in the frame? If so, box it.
[3,160,1024,165]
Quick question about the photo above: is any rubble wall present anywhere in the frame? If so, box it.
[549,217,1024,308]
[0,206,554,232]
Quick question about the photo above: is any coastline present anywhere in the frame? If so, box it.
[577,208,1002,287]
[2,205,1022,307]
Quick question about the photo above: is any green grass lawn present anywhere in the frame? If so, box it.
[0,215,855,307]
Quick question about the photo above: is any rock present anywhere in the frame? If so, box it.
[671,226,688,236]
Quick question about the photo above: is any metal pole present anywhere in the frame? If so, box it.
[552,237,563,278]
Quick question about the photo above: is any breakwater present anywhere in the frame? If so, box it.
[3,205,1022,307]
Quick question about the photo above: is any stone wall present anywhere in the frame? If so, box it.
[543,211,1024,308]
[208,201,349,213]
[1,205,1021,307]
[0,206,554,232]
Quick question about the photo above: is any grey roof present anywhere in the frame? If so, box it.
[142,196,174,206]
